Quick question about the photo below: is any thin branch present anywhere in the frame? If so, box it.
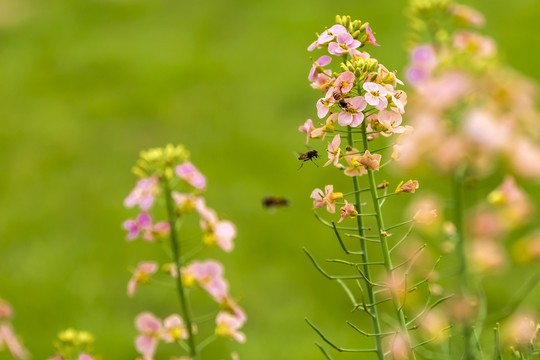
[305,318,378,353]
[331,222,364,255]
[303,247,378,281]
[389,223,415,253]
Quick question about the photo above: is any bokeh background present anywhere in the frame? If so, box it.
[1,0,539,359]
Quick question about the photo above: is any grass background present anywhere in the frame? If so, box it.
[1,0,539,358]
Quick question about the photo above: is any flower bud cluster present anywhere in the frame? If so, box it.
[124,144,245,360]
[47,328,95,360]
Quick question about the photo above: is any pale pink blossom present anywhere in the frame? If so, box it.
[135,312,162,360]
[172,191,205,214]
[123,212,170,242]
[0,300,13,320]
[413,209,438,225]
[453,31,496,57]
[310,185,343,213]
[310,70,333,92]
[328,32,361,57]
[488,176,533,225]
[162,314,187,343]
[377,64,404,87]
[365,25,379,46]
[387,333,410,360]
[79,355,93,360]
[308,24,348,51]
[338,96,367,127]
[197,204,236,252]
[124,176,160,210]
[338,200,357,223]
[359,150,382,171]
[470,239,506,273]
[176,162,206,190]
[298,119,315,143]
[333,71,355,94]
[363,82,388,110]
[344,148,368,177]
[316,89,336,118]
[395,180,419,194]
[505,313,539,347]
[450,4,485,27]
[511,138,540,178]
[324,134,342,167]
[371,110,405,136]
[183,260,229,303]
[128,262,158,297]
[308,56,331,82]
[310,114,337,140]
[0,325,27,359]
[390,90,407,114]
[215,312,246,343]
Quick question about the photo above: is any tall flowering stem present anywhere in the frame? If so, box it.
[123,144,246,360]
[301,16,440,358]
[162,179,198,359]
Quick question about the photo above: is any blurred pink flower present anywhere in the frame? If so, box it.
[79,355,93,360]
[310,114,337,140]
[176,162,206,190]
[450,4,485,27]
[0,300,13,320]
[123,212,170,242]
[172,191,204,214]
[308,56,331,82]
[0,325,27,359]
[124,176,160,210]
[162,314,187,343]
[328,32,361,57]
[135,312,162,360]
[128,262,158,297]
[505,313,538,347]
[310,185,343,213]
[215,312,246,343]
[337,96,367,127]
[387,333,410,360]
[469,239,506,273]
[413,209,438,225]
[310,70,333,92]
[453,31,496,57]
[183,260,229,303]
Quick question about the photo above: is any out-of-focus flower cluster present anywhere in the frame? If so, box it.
[47,328,96,360]
[0,299,27,360]
[399,0,540,177]
[124,144,245,360]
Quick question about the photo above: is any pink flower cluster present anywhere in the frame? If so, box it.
[134,312,188,360]
[0,299,27,360]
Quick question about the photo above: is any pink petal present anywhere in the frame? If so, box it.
[135,312,162,332]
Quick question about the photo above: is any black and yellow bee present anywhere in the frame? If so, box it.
[297,150,319,169]
[262,197,290,209]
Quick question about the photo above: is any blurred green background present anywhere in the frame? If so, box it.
[1,0,539,359]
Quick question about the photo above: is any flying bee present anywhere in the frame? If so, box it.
[298,149,319,169]
[332,90,350,110]
[262,196,289,209]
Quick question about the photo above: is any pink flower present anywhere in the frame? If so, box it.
[453,31,496,57]
[298,119,315,143]
[365,25,379,46]
[377,65,404,87]
[215,312,246,343]
[371,110,405,136]
[344,148,368,177]
[172,191,204,214]
[450,4,485,27]
[162,314,187,343]
[328,32,361,57]
[333,71,355,94]
[0,325,27,359]
[123,212,170,242]
[338,96,367,127]
[505,313,539,347]
[308,56,331,82]
[79,355,93,360]
[324,134,342,167]
[390,90,407,114]
[0,300,13,320]
[413,209,438,225]
[310,185,343,213]
[359,150,382,170]
[395,180,419,194]
[311,113,337,140]
[316,89,336,119]
[128,262,158,297]
[176,162,206,190]
[135,312,162,359]
[124,176,160,210]
[183,260,229,303]
[363,82,388,109]
[310,70,333,92]
[338,200,357,223]
[308,24,348,51]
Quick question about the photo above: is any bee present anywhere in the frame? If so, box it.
[262,196,289,209]
[332,91,350,110]
[298,150,319,169]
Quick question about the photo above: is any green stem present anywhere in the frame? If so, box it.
[360,122,417,360]
[453,165,474,360]
[346,126,384,360]
[162,176,199,360]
